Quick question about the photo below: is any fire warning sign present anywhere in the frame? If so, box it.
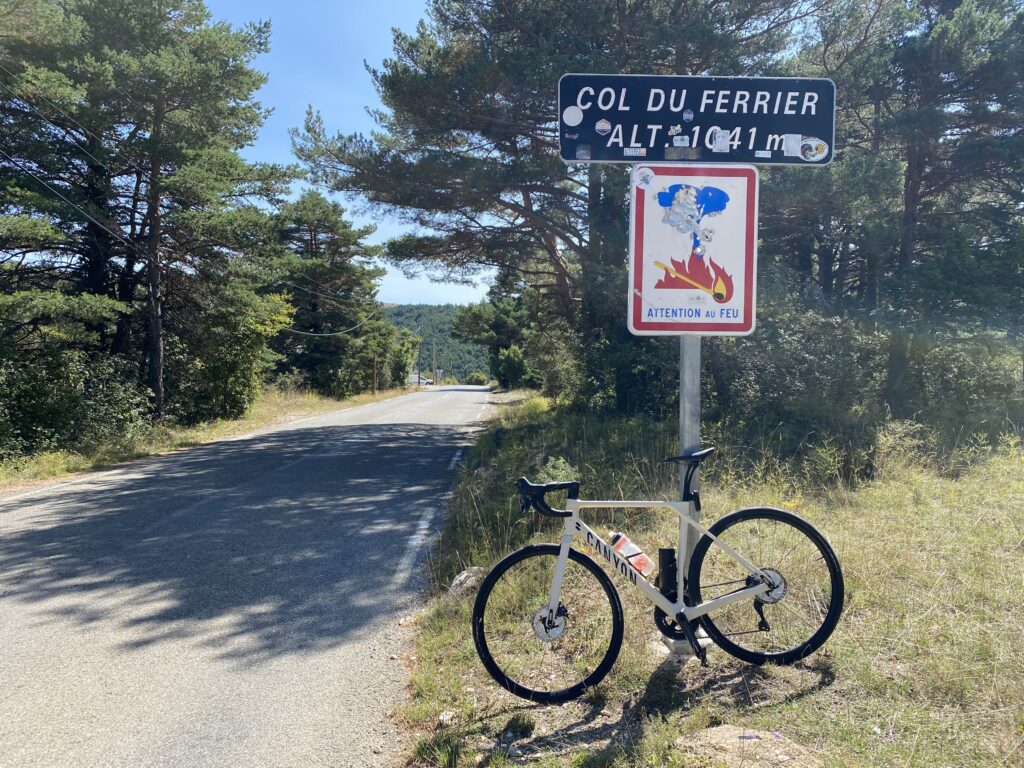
[628,164,758,336]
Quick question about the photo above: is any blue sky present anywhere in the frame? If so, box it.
[204,0,489,305]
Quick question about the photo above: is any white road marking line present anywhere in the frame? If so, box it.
[395,505,436,584]
[446,449,464,471]
[396,448,466,583]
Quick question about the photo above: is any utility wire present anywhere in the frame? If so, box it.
[281,306,381,336]
[0,60,110,148]
[0,60,156,182]
[1,61,370,341]
[277,279,360,308]
[0,59,266,211]
[3,150,379,339]
[0,146,149,260]
[0,79,123,176]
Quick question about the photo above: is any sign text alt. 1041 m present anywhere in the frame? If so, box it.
[559,73,835,166]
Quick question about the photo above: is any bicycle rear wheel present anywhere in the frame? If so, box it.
[687,508,844,665]
[472,544,623,704]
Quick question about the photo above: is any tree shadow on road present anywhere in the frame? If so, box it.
[0,420,478,666]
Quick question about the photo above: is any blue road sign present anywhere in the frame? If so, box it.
[558,74,835,166]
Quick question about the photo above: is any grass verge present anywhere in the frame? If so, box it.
[403,396,1024,767]
[0,386,410,492]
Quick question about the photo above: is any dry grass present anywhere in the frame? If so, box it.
[0,387,410,492]
[404,398,1024,767]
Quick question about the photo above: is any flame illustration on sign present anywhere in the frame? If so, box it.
[652,182,734,303]
[654,254,734,303]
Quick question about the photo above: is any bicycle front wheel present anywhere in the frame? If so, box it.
[687,508,844,665]
[472,544,623,704]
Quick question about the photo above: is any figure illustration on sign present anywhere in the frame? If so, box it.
[652,183,734,303]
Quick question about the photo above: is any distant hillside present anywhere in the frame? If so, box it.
[385,304,489,382]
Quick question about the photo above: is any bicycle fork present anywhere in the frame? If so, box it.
[544,532,573,629]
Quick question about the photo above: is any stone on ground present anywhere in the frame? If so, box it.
[449,567,487,598]
[675,724,823,767]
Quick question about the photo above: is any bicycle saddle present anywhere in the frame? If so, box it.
[662,446,716,464]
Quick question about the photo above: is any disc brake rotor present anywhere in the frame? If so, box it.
[757,567,787,604]
[532,607,567,641]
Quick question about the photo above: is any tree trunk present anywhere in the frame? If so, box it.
[834,232,849,309]
[887,134,925,416]
[885,327,913,418]
[863,228,880,317]
[818,238,835,301]
[82,145,114,345]
[899,140,922,275]
[146,96,165,418]
[581,165,607,404]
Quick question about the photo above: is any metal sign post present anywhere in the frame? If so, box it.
[679,336,701,566]
[560,71,833,581]
[626,163,759,577]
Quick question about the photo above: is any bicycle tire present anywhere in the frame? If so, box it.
[687,507,844,665]
[472,544,624,704]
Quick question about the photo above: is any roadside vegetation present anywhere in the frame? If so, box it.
[404,396,1024,768]
[0,3,419,469]
[386,304,491,383]
[0,385,407,491]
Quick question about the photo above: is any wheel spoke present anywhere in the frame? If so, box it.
[474,547,622,702]
[691,510,843,664]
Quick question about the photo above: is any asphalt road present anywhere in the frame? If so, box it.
[0,386,492,768]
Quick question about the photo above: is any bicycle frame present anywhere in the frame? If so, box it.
[545,498,770,625]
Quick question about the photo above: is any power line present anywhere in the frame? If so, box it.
[281,306,381,336]
[0,60,110,149]
[0,78,123,176]
[2,150,383,341]
[277,279,361,308]
[0,58,267,211]
[0,146,148,260]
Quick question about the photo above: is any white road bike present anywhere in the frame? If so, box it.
[472,447,844,704]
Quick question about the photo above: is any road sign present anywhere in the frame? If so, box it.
[628,164,758,336]
[559,74,834,166]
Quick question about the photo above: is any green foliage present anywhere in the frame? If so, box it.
[705,296,887,459]
[4,0,1024,472]
[294,0,1024,453]
[386,303,489,382]
[270,190,414,398]
[296,0,820,414]
[465,371,489,386]
[166,288,293,423]
[497,344,528,389]
[0,350,149,459]
[0,3,414,455]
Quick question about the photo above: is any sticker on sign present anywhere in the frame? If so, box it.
[628,164,758,336]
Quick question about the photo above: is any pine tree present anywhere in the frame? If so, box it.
[294,0,818,414]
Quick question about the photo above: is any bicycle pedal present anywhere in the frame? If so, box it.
[675,612,708,666]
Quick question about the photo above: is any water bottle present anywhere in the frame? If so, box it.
[609,531,656,577]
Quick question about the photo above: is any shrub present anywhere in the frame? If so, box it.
[465,371,489,386]
[0,350,150,459]
[497,344,529,388]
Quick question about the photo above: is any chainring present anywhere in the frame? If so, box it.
[653,605,691,639]
[653,588,690,640]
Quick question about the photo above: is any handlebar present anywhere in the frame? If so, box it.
[516,477,579,518]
